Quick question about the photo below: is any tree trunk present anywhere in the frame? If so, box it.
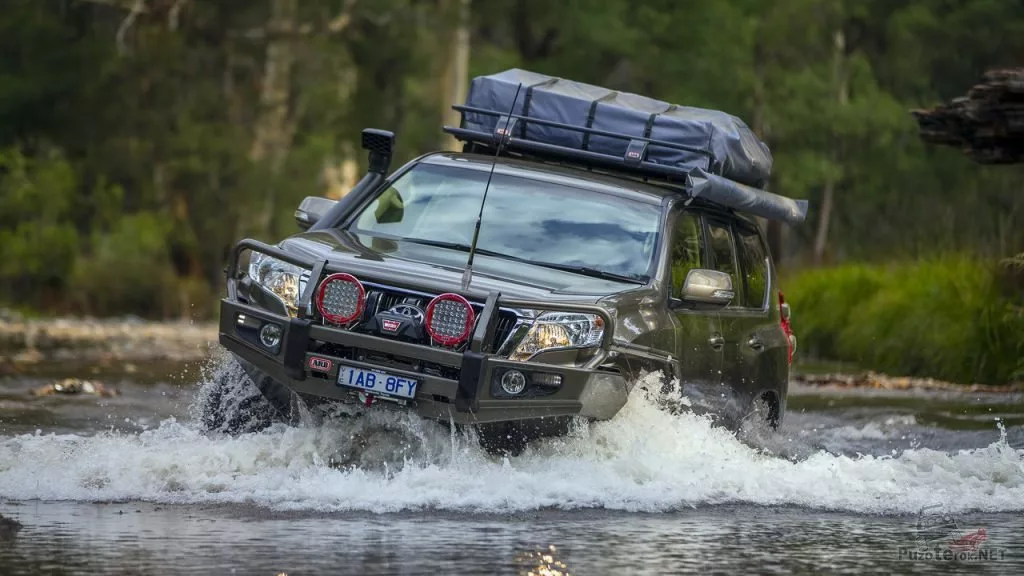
[813,28,848,266]
[249,0,298,237]
[320,142,359,200]
[752,32,788,268]
[440,0,470,151]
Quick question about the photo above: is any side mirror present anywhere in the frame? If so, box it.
[679,269,734,308]
[295,196,338,230]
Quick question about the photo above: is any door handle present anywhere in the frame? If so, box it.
[747,336,764,351]
[708,334,724,350]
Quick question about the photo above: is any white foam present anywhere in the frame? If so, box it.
[0,373,1021,515]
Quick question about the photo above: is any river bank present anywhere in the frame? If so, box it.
[2,313,1021,393]
[0,311,217,376]
[792,370,1024,394]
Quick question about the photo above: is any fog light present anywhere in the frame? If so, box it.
[259,323,283,349]
[532,373,563,388]
[500,370,527,395]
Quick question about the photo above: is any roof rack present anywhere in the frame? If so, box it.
[442,105,809,225]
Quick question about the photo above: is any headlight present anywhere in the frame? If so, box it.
[508,312,605,361]
[247,252,308,317]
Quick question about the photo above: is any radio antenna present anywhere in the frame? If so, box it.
[460,82,523,290]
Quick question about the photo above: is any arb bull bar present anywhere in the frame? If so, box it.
[218,240,630,425]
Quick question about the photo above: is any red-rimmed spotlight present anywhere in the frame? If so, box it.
[315,273,365,325]
[425,293,475,346]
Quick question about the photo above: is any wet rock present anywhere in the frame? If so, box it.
[31,378,120,398]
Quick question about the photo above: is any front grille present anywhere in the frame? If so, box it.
[491,312,518,352]
[372,290,408,315]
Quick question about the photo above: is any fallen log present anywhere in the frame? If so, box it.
[792,371,1023,393]
[912,68,1024,164]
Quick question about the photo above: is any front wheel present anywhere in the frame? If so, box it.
[194,356,292,435]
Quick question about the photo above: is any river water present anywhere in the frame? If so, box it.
[1,356,1022,574]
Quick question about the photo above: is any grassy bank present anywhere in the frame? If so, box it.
[783,255,1024,385]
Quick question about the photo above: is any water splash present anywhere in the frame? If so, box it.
[0,361,1022,515]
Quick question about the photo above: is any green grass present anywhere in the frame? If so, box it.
[783,254,1024,385]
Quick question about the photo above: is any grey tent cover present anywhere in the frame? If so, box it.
[463,68,774,188]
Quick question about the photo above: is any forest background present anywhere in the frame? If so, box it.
[1,0,1021,383]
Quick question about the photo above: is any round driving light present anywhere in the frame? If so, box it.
[259,323,283,349]
[500,370,527,395]
[425,293,475,346]
[316,272,366,325]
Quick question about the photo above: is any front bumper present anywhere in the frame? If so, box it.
[218,298,629,425]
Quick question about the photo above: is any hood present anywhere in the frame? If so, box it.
[278,229,652,305]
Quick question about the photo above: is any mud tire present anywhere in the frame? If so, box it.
[196,356,292,435]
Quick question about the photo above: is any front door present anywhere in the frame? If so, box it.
[667,209,724,403]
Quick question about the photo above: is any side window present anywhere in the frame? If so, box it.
[736,224,769,309]
[707,220,739,302]
[670,211,704,296]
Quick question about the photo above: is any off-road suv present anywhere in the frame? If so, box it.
[205,69,805,454]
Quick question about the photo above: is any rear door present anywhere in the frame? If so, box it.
[705,216,776,408]
[667,208,723,390]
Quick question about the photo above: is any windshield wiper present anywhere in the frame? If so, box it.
[401,237,647,285]
[402,237,482,254]
[401,237,517,259]
[523,262,648,285]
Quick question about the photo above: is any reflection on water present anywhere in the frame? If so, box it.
[514,545,571,576]
[1,502,1022,575]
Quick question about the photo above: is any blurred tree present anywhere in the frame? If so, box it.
[0,0,1020,317]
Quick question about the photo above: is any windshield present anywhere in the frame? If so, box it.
[349,162,662,281]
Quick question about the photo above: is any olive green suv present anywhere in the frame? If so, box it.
[203,70,804,454]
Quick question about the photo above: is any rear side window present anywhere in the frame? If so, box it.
[735,225,769,308]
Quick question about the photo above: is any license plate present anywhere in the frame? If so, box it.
[336,365,419,400]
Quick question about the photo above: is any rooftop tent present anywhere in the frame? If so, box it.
[461,68,773,188]
[449,68,807,224]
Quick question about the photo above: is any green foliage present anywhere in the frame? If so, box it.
[782,264,884,358]
[785,257,1024,384]
[0,146,80,309]
[0,0,1020,324]
[71,212,178,318]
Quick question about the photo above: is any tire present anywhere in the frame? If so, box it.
[195,356,292,435]
[743,391,780,432]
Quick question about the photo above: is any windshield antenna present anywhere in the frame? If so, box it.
[460,82,523,291]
